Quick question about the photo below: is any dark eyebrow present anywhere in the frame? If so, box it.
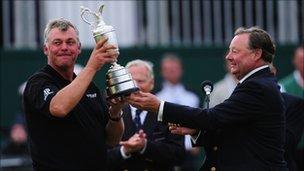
[66,38,76,41]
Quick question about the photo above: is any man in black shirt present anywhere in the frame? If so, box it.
[23,18,124,170]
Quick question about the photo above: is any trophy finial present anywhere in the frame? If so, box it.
[80,5,103,28]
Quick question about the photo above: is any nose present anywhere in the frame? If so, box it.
[225,52,232,61]
[61,42,68,50]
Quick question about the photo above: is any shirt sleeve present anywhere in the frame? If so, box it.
[157,100,165,122]
[24,75,59,118]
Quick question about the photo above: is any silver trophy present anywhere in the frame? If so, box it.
[81,5,139,99]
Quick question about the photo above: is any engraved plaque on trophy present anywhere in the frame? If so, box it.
[81,5,139,99]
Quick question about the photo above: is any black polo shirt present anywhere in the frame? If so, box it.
[23,65,109,170]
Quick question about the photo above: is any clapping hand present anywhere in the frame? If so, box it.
[120,129,147,155]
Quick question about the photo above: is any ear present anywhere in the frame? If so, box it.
[149,78,155,91]
[253,49,263,61]
[43,44,48,56]
[78,42,82,55]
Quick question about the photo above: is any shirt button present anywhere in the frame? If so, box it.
[211,167,216,171]
[213,146,218,151]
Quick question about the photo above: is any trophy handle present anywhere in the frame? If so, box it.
[80,6,99,26]
[99,5,105,15]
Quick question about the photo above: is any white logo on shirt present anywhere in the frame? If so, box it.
[43,88,54,101]
[86,93,97,98]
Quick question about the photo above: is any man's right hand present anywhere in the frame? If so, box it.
[126,91,161,113]
[86,37,119,71]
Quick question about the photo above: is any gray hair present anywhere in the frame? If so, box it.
[234,26,275,63]
[44,18,80,44]
[126,59,154,79]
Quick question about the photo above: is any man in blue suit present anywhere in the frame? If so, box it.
[127,27,288,171]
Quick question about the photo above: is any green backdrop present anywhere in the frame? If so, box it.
[0,45,296,128]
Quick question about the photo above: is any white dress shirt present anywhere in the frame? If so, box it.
[156,81,200,150]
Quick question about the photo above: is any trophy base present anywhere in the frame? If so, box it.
[106,87,139,99]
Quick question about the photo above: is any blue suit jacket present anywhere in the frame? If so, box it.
[162,68,288,171]
[107,105,185,171]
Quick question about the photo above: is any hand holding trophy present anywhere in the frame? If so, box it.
[81,5,139,99]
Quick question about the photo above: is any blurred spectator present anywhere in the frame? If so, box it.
[156,53,202,171]
[282,93,304,171]
[2,82,29,156]
[209,61,238,108]
[279,46,304,171]
[2,116,28,156]
[279,46,304,97]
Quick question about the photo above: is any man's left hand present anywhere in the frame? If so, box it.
[168,124,198,136]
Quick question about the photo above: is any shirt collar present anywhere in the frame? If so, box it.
[130,105,147,121]
[45,65,77,83]
[239,65,269,83]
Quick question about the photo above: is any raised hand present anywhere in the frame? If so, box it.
[86,37,119,71]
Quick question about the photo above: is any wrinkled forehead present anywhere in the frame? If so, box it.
[47,27,78,41]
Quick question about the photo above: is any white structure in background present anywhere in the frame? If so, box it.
[43,1,137,48]
[2,0,302,48]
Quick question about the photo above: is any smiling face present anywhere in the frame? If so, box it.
[43,27,81,72]
[225,34,258,80]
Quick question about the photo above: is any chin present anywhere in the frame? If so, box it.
[58,64,71,71]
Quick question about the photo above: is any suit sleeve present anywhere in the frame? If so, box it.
[162,80,265,131]
[140,123,185,166]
